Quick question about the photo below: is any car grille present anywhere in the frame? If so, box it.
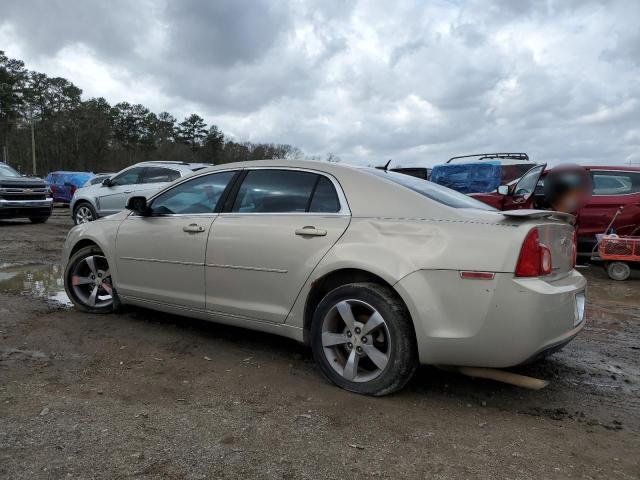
[0,193,47,201]
[0,183,45,189]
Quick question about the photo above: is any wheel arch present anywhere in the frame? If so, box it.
[72,198,98,220]
[69,239,102,257]
[301,267,417,346]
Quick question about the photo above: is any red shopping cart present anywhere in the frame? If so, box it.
[598,235,640,281]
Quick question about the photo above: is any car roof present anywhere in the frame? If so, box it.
[187,158,501,219]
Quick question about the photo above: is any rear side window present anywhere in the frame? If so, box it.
[231,170,342,213]
[369,169,495,210]
[309,176,340,213]
[141,167,181,184]
[110,167,145,186]
[151,171,235,215]
[591,171,640,195]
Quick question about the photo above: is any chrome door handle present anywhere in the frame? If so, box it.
[295,226,327,236]
[124,190,133,194]
[183,224,206,233]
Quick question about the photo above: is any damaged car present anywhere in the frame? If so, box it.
[432,154,640,254]
[62,159,586,395]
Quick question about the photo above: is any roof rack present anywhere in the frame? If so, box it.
[446,153,530,164]
[137,160,191,165]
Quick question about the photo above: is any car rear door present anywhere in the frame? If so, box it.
[134,166,182,200]
[115,170,237,309]
[579,169,640,238]
[205,168,350,323]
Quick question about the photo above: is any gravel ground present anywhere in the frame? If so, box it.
[0,211,639,479]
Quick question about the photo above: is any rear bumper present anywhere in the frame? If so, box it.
[0,199,53,218]
[395,269,587,367]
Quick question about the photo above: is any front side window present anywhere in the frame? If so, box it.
[232,170,320,213]
[141,167,181,184]
[150,171,235,215]
[591,171,640,195]
[369,169,495,210]
[110,167,145,186]
[513,165,545,197]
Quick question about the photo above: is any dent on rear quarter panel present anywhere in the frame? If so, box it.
[285,216,524,330]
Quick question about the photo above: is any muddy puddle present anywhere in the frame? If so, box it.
[0,263,71,306]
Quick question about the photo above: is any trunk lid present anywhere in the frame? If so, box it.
[536,222,576,277]
[499,210,576,277]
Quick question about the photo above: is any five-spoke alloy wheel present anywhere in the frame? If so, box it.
[321,299,391,383]
[311,282,418,396]
[64,246,115,313]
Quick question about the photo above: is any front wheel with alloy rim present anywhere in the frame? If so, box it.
[311,282,418,396]
[64,246,115,313]
[73,202,97,224]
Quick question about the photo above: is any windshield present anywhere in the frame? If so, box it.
[368,169,496,210]
[0,164,22,178]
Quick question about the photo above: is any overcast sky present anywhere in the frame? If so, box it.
[1,0,639,166]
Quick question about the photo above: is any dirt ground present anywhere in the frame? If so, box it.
[1,210,639,479]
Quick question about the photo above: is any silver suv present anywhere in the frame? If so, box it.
[70,161,211,224]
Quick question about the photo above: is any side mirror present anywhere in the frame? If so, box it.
[126,196,150,215]
[497,185,510,195]
[102,178,112,187]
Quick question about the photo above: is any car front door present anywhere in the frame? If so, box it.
[97,167,146,216]
[205,168,350,323]
[501,164,546,210]
[579,170,640,239]
[115,170,238,309]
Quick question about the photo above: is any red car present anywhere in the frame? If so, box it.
[470,165,640,253]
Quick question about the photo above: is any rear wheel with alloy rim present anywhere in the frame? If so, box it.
[73,202,97,224]
[311,282,418,396]
[64,246,115,313]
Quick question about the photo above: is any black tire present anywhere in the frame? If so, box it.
[72,201,98,225]
[64,245,116,314]
[607,261,631,281]
[310,282,418,396]
[29,216,49,224]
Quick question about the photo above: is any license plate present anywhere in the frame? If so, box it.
[574,292,586,326]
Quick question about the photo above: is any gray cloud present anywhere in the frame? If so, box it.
[1,0,639,165]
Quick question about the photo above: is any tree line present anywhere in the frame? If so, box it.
[0,50,303,175]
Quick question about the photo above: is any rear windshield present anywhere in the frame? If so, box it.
[368,169,496,210]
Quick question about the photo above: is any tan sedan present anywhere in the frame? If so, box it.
[62,160,586,395]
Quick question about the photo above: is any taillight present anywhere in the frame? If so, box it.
[70,186,77,196]
[539,244,552,275]
[515,228,553,277]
